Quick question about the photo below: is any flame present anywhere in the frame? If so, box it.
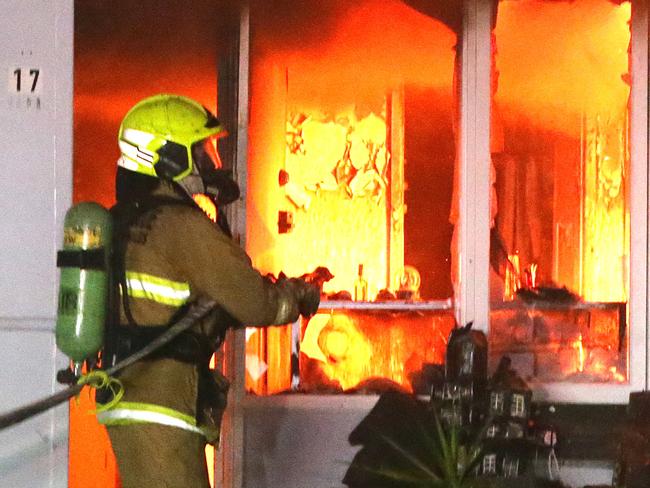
[582,122,629,302]
[495,0,631,132]
[246,0,455,279]
[572,334,585,373]
[276,108,392,297]
[610,367,626,383]
[299,311,454,392]
[311,314,373,390]
[245,98,456,393]
[244,0,458,394]
[503,253,520,300]
[491,0,629,386]
[529,263,537,288]
[192,194,217,222]
[495,0,630,302]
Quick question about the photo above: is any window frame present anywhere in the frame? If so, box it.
[459,0,648,403]
[222,2,650,487]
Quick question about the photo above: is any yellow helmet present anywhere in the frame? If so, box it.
[118,94,239,205]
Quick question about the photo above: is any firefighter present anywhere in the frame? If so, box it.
[97,94,320,487]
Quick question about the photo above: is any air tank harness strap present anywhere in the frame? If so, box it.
[112,325,211,365]
[76,370,124,413]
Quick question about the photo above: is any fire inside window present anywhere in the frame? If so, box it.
[245,0,457,395]
[244,0,633,395]
[488,0,631,385]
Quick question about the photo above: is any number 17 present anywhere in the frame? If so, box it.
[13,68,40,93]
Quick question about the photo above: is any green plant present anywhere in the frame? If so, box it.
[381,413,487,487]
[343,391,493,488]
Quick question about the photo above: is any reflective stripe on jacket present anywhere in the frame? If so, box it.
[97,401,211,437]
[124,271,190,307]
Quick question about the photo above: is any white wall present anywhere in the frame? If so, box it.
[243,398,615,488]
[0,1,73,487]
[243,397,368,488]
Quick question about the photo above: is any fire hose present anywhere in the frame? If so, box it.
[0,297,217,431]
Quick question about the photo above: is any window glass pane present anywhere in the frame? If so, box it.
[245,0,459,394]
[489,0,631,384]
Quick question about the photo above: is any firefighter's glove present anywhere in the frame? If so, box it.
[288,278,321,318]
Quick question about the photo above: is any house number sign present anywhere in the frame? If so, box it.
[7,66,42,110]
[9,67,41,94]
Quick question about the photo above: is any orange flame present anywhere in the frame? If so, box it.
[244,0,458,395]
[610,367,626,383]
[307,314,373,390]
[192,194,217,222]
[572,333,585,373]
[299,311,454,392]
[490,0,629,386]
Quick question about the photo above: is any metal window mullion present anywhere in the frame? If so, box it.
[458,0,492,331]
[629,0,649,392]
[220,4,250,488]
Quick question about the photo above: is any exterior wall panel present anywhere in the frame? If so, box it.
[0,1,73,487]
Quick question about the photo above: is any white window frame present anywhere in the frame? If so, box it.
[233,0,648,408]
[460,0,648,404]
[225,0,650,484]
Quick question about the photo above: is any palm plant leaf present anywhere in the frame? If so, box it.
[378,432,442,480]
[343,390,490,488]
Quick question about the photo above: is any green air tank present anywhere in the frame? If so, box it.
[55,202,112,374]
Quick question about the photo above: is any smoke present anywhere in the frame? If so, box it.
[74,0,232,109]
[494,0,631,133]
[252,0,458,114]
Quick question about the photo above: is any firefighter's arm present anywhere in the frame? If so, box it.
[167,209,319,326]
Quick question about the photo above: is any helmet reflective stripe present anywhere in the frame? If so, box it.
[117,156,141,172]
[122,128,157,148]
[97,401,206,436]
[136,150,154,164]
[117,143,157,177]
[124,271,190,307]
